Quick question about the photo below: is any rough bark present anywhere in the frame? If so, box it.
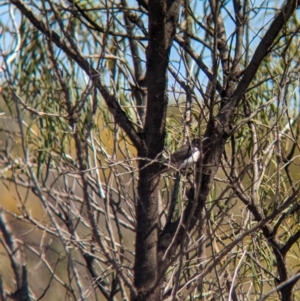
[133,0,181,300]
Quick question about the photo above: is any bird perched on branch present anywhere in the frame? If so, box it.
[152,138,202,179]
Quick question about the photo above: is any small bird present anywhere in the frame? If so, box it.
[153,138,201,178]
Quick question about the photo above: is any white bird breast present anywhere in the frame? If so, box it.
[178,148,200,170]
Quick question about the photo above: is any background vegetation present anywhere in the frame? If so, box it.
[1,0,300,300]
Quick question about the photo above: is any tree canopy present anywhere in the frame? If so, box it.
[1,0,300,301]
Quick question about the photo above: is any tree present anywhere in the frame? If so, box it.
[0,0,300,300]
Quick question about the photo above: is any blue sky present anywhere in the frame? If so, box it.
[0,0,297,105]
